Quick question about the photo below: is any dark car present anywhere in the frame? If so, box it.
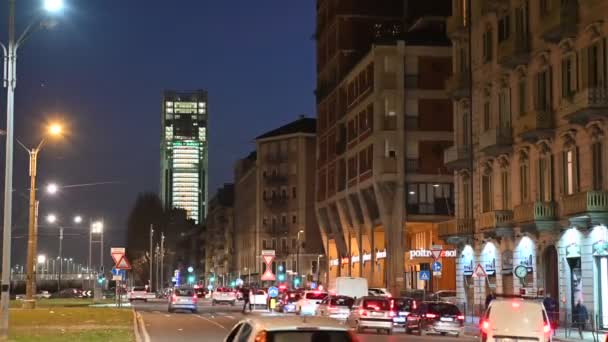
[392,297,416,326]
[277,291,301,313]
[194,287,207,298]
[405,301,464,336]
[52,288,83,298]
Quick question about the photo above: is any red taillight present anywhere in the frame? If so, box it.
[172,294,177,302]
[481,320,490,333]
[359,309,367,316]
[192,295,198,302]
[426,313,437,319]
[457,315,464,320]
[543,323,551,334]
[512,301,521,308]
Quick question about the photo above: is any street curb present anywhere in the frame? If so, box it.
[133,310,150,342]
[133,310,142,342]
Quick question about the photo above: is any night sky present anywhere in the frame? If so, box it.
[0,0,315,268]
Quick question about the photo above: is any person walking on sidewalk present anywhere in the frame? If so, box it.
[485,292,496,309]
[241,287,252,313]
[573,300,589,339]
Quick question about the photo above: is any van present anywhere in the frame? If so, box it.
[330,277,368,299]
[480,299,552,342]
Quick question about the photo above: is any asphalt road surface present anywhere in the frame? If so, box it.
[133,299,478,342]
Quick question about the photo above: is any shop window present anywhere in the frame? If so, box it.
[406,183,454,215]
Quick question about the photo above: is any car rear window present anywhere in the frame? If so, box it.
[489,302,544,331]
[394,298,414,311]
[174,289,194,296]
[132,287,146,292]
[428,303,460,315]
[267,330,354,342]
[330,297,354,307]
[255,290,266,295]
[363,299,390,311]
[305,292,327,300]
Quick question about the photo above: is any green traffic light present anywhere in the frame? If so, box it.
[187,275,195,283]
[210,277,215,282]
[294,278,300,285]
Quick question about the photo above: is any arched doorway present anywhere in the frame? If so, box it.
[543,245,559,312]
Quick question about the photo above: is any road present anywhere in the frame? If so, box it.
[133,299,478,342]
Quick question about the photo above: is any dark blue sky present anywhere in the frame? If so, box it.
[0,0,315,265]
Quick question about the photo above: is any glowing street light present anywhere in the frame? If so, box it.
[37,254,46,264]
[46,214,57,224]
[46,183,58,195]
[73,216,82,224]
[91,221,103,234]
[43,0,64,12]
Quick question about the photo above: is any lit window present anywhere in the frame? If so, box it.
[166,101,174,107]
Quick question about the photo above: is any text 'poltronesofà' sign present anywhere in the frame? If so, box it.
[409,249,457,259]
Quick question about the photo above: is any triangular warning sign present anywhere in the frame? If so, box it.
[431,249,442,260]
[260,269,275,281]
[111,253,124,265]
[263,255,275,265]
[115,256,132,270]
[472,263,487,278]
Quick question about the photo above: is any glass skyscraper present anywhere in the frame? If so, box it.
[160,90,208,223]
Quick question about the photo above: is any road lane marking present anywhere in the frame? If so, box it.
[224,315,235,319]
[195,314,228,330]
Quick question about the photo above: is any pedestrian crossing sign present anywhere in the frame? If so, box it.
[419,270,431,281]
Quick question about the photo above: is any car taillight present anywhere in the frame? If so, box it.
[457,315,464,320]
[543,323,551,334]
[192,295,198,302]
[426,313,437,319]
[480,320,490,333]
[254,330,267,342]
[172,294,177,302]
[359,309,367,316]
[412,301,417,310]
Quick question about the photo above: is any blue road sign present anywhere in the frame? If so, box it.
[419,270,431,281]
[432,261,443,273]
[268,286,279,298]
[111,267,126,277]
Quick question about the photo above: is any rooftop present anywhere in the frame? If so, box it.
[255,116,316,140]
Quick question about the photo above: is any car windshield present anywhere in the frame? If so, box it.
[174,289,194,296]
[363,299,390,311]
[305,292,327,300]
[267,330,354,342]
[394,298,414,311]
[428,303,460,315]
[286,293,301,302]
[330,297,354,307]
[132,287,146,292]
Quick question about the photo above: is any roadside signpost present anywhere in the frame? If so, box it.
[420,270,431,281]
[261,250,276,281]
[472,263,487,278]
[111,247,131,307]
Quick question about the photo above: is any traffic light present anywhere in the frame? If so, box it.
[187,266,194,273]
[210,276,215,282]
[294,277,300,286]
[278,273,285,282]
[97,274,105,284]
[230,281,236,287]
[187,275,195,284]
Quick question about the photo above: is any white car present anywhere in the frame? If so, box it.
[295,291,327,315]
[212,287,237,306]
[480,299,553,342]
[35,291,51,299]
[315,295,354,320]
[129,286,153,302]
[249,289,268,308]
[368,287,392,297]
[223,316,356,342]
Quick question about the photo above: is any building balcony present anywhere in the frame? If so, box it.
[513,108,554,141]
[270,224,289,235]
[264,196,288,209]
[266,154,288,163]
[498,34,531,68]
[558,87,608,124]
[437,218,474,244]
[405,158,419,173]
[443,145,470,170]
[479,127,513,157]
[539,0,579,43]
[445,72,471,100]
[481,0,509,14]
[382,157,397,174]
[478,210,514,237]
[513,201,558,232]
[263,173,288,184]
[447,15,467,39]
[561,190,608,218]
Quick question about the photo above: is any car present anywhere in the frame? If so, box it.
[295,291,327,315]
[480,299,553,342]
[346,296,395,334]
[429,290,457,303]
[15,294,25,300]
[277,291,301,313]
[128,286,151,302]
[168,287,198,313]
[405,301,464,336]
[52,288,83,299]
[369,287,392,297]
[222,316,357,342]
[250,289,268,308]
[35,291,52,299]
[329,277,368,299]
[212,287,237,306]
[194,287,207,298]
[315,295,354,320]
[392,297,416,327]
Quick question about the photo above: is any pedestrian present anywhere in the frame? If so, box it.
[241,287,251,313]
[543,293,558,332]
[485,291,495,309]
[573,299,588,339]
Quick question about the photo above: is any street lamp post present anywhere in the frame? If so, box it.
[89,221,103,297]
[1,0,65,328]
[296,230,304,288]
[316,254,324,283]
[22,124,63,308]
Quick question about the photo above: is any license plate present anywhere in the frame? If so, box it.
[394,317,406,322]
[372,312,384,317]
[399,312,409,316]
[179,299,188,303]
[440,317,454,322]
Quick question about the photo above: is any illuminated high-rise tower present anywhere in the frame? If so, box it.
[160,90,208,223]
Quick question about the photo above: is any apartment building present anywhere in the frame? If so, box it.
[234,152,258,284]
[204,184,235,286]
[442,0,608,326]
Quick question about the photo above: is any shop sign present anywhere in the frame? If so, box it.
[362,253,372,262]
[409,249,457,259]
[520,254,534,272]
[463,260,474,276]
[376,249,387,259]
[592,240,608,256]
[351,255,360,263]
[484,258,496,275]
[501,250,513,274]
[329,259,339,267]
[566,243,581,258]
